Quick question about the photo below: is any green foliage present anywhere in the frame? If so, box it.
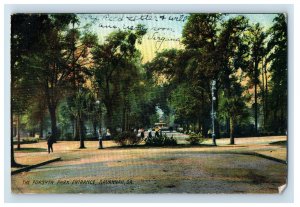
[145,48,211,132]
[145,134,177,146]
[182,14,222,50]
[11,15,49,115]
[113,131,142,146]
[11,13,99,141]
[219,79,250,121]
[186,133,205,145]
[21,137,40,144]
[266,14,287,133]
[11,13,288,144]
[85,133,97,140]
[170,83,199,122]
[92,27,149,131]
[68,90,90,119]
[62,132,73,141]
[57,101,73,137]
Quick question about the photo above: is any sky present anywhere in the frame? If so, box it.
[78,13,278,63]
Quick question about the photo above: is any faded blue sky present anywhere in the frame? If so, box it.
[227,13,277,28]
[78,13,279,62]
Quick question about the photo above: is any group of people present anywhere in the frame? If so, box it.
[145,127,162,140]
[137,127,160,139]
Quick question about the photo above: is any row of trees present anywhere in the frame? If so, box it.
[11,13,287,166]
[146,14,287,144]
[11,14,158,166]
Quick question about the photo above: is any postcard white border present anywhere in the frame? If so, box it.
[3,4,294,203]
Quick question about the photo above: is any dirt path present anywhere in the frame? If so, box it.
[11,136,287,194]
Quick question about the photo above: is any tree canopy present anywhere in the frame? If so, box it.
[11,13,288,165]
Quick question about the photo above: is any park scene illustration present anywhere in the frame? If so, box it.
[11,13,287,193]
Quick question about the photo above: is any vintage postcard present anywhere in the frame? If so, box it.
[11,13,287,194]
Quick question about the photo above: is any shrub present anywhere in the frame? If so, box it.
[21,137,39,144]
[186,133,204,145]
[85,133,97,141]
[163,135,177,146]
[114,131,142,146]
[63,132,73,141]
[145,134,177,146]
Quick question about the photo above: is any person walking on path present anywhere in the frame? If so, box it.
[98,128,104,149]
[47,132,54,153]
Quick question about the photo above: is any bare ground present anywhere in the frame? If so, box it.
[11,136,287,194]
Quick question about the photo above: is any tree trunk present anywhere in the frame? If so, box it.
[93,120,97,138]
[73,118,78,140]
[280,107,284,134]
[11,113,18,167]
[80,119,85,139]
[230,116,235,145]
[99,108,103,131]
[186,122,190,133]
[79,116,85,148]
[17,115,21,149]
[39,116,44,139]
[274,109,278,134]
[264,63,268,126]
[254,60,259,136]
[126,110,129,131]
[48,105,58,141]
[104,78,114,132]
[261,58,265,129]
[254,82,258,135]
[215,87,220,139]
[122,106,126,132]
[106,105,113,131]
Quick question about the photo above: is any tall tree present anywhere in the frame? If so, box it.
[92,25,146,133]
[64,18,98,139]
[216,16,250,142]
[15,14,97,140]
[182,14,223,138]
[68,89,96,148]
[11,14,50,166]
[266,14,287,134]
[219,79,249,144]
[245,23,266,135]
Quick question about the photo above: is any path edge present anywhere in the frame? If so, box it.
[11,157,61,175]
